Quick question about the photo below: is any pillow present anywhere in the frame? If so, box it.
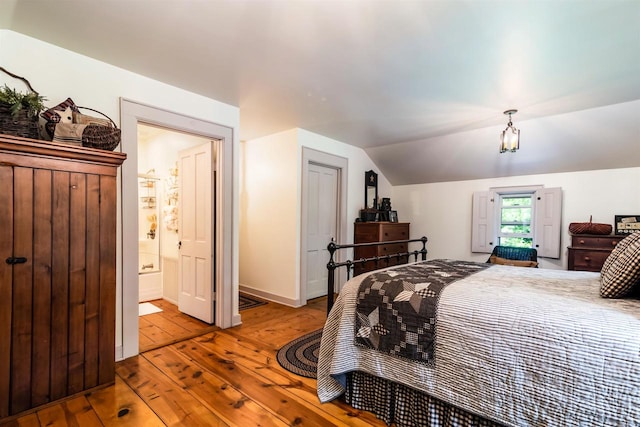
[41,98,78,123]
[600,233,640,298]
[40,98,80,138]
[489,255,538,268]
[73,111,111,127]
[601,233,637,277]
[52,123,87,146]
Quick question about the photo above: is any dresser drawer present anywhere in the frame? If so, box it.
[379,224,409,241]
[568,248,611,272]
[570,235,623,249]
[378,243,408,256]
[353,222,411,276]
[354,223,381,242]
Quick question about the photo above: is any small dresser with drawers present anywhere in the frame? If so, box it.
[567,234,624,272]
[353,222,410,276]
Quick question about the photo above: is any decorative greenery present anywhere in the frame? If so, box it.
[0,84,46,117]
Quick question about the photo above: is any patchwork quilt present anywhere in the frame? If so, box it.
[355,260,489,364]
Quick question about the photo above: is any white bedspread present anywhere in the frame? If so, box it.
[317,261,640,426]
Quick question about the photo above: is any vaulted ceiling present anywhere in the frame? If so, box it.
[1,0,638,184]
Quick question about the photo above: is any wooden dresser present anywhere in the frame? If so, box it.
[567,234,624,272]
[0,134,126,419]
[353,222,410,276]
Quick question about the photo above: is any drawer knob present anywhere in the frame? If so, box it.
[584,256,591,262]
[579,240,585,245]
[612,241,618,246]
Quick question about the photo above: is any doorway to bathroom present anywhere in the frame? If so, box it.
[120,99,235,360]
[136,125,214,305]
[136,124,218,349]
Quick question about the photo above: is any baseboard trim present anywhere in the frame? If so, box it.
[239,284,300,307]
[232,313,242,326]
[163,296,178,305]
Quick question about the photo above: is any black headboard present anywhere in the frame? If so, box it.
[326,236,428,314]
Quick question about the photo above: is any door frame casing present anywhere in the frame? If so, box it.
[119,99,233,360]
[300,147,348,306]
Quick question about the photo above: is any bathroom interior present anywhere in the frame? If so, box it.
[137,123,213,306]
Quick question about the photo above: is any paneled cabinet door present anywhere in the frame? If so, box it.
[0,165,117,417]
[0,165,14,419]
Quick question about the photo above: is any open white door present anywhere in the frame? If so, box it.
[305,163,338,300]
[178,142,214,323]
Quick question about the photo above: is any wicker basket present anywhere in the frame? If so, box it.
[0,67,41,140]
[569,215,612,235]
[77,107,121,151]
[45,106,121,151]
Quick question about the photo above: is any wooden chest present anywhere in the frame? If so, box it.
[567,234,624,272]
[353,222,410,276]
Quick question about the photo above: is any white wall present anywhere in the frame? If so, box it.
[240,128,390,305]
[0,30,240,355]
[240,129,299,303]
[393,167,640,269]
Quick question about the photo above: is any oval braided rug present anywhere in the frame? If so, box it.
[276,329,322,379]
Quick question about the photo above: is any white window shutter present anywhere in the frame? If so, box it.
[471,191,495,253]
[534,187,563,258]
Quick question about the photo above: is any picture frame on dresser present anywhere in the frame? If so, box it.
[389,210,398,223]
[614,215,640,235]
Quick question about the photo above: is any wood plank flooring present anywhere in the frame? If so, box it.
[138,299,217,352]
[2,296,385,426]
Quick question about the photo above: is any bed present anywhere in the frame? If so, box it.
[317,238,640,427]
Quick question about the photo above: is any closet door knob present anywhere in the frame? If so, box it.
[6,256,27,265]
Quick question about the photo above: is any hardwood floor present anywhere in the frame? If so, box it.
[138,299,217,353]
[2,296,386,426]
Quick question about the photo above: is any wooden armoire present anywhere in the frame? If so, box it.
[0,134,126,418]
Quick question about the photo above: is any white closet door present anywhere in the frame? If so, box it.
[306,163,338,300]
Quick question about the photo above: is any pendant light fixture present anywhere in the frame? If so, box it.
[500,109,520,153]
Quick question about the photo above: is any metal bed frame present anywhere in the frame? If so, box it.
[325,236,428,314]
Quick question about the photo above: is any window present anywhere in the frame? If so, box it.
[498,194,533,248]
[471,187,563,258]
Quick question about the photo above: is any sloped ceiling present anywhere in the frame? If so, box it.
[1,0,638,184]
